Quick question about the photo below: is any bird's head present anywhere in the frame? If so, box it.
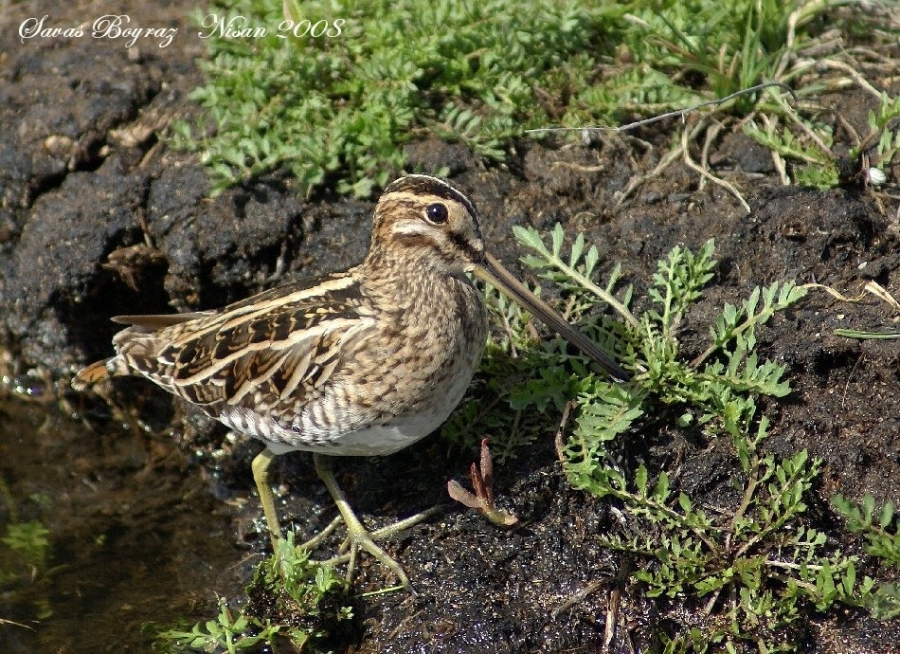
[368,175,630,381]
[369,174,486,275]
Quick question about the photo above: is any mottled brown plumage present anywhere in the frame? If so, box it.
[74,175,627,588]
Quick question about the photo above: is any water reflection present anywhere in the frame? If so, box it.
[0,399,246,653]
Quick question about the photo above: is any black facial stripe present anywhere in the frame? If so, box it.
[449,230,483,262]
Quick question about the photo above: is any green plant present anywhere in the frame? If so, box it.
[855,92,900,155]
[152,534,352,653]
[833,493,900,619]
[450,223,898,652]
[567,0,895,204]
[0,521,50,583]
[638,1,790,101]
[744,85,900,189]
[833,494,900,567]
[562,0,838,127]
[175,0,876,202]
[743,116,839,188]
[152,599,281,654]
[0,481,53,621]
[172,0,626,196]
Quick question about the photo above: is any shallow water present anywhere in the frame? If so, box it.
[0,398,247,653]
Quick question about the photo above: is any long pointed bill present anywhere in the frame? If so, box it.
[473,252,630,382]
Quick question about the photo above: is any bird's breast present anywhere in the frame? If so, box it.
[234,275,488,455]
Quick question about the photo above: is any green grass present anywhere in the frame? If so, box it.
[0,478,53,621]
[744,90,900,188]
[172,0,626,196]
[150,534,353,653]
[833,493,900,619]
[173,0,899,198]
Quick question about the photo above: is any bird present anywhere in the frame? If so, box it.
[73,174,628,589]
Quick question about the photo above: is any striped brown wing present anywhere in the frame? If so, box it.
[113,271,370,418]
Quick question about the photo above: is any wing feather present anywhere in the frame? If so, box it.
[112,313,213,330]
[110,271,370,418]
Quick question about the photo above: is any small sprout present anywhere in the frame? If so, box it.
[447,438,519,527]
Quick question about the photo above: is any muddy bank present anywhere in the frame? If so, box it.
[1,1,899,653]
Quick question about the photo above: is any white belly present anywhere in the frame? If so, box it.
[219,347,477,457]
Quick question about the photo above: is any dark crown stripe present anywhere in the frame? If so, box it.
[384,175,478,218]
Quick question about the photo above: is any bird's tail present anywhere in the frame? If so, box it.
[71,359,116,391]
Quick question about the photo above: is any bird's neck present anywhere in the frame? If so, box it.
[358,248,471,314]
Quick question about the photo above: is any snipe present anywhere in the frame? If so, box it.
[74,174,628,588]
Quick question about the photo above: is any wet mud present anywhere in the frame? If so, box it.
[1,1,899,653]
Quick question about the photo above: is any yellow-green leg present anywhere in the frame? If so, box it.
[313,453,436,590]
[251,448,282,549]
[252,448,436,589]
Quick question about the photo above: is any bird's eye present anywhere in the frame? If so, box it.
[425,203,449,224]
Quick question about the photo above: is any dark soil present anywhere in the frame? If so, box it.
[1,2,899,653]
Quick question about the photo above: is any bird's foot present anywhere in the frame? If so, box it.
[310,507,440,591]
[296,516,343,552]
